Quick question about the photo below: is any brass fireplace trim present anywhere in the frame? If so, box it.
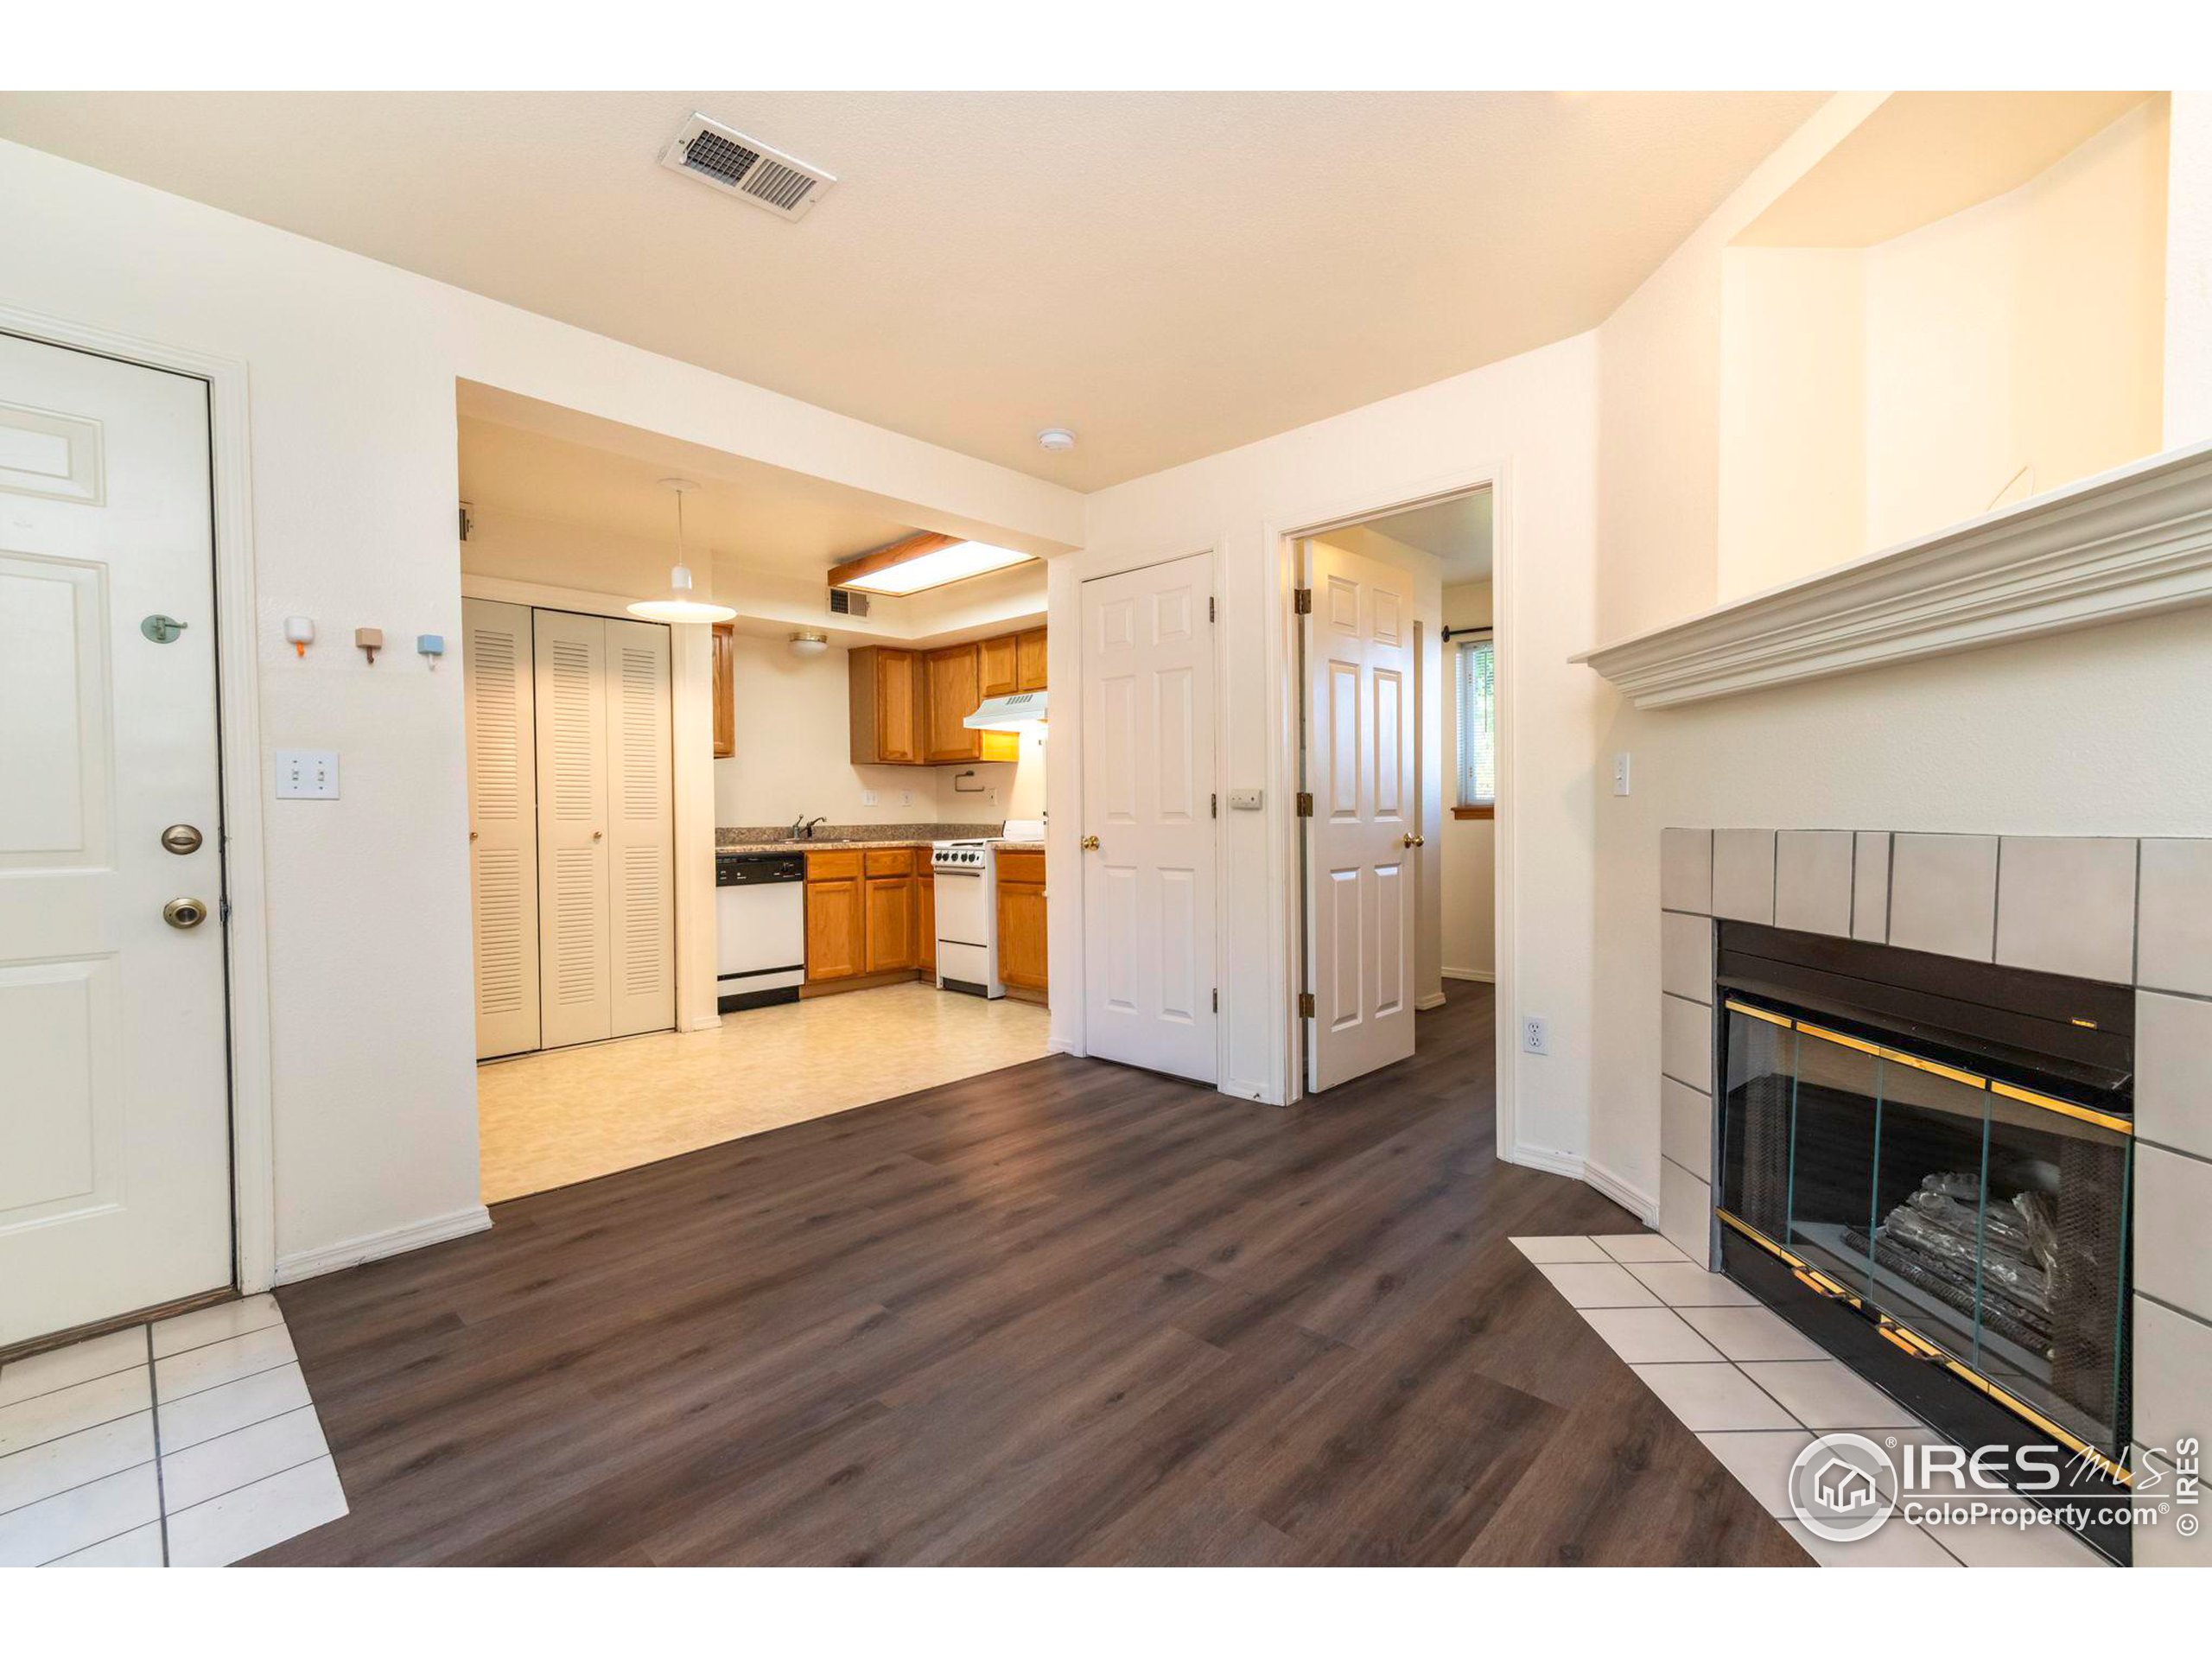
[1714,1207,2132,1486]
[1720,998,2133,1135]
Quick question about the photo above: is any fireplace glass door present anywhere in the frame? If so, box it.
[1719,996,2132,1461]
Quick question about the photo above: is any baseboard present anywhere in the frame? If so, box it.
[1415,990,1447,1011]
[1582,1159,1660,1226]
[274,1205,493,1285]
[1442,968,1496,983]
[1504,1141,1585,1179]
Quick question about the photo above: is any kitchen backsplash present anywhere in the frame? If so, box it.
[717,822,1005,849]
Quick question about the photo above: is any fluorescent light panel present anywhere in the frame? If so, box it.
[841,540,1034,595]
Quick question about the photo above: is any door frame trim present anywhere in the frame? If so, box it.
[0,302,280,1298]
[1270,458,1516,1160]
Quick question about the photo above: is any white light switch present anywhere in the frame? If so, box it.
[1611,752,1632,797]
[275,750,339,799]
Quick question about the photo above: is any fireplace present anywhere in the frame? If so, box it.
[1713,921,2134,1562]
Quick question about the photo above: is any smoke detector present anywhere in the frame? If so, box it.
[660,113,836,221]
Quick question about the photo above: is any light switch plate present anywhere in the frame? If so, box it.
[275,749,339,799]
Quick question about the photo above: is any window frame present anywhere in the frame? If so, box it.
[1451,627,1496,820]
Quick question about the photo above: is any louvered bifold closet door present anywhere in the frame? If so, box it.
[604,617,674,1038]
[465,599,541,1058]
[533,609,614,1048]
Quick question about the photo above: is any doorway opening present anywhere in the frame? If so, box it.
[455,386,1059,1204]
[1293,486,1496,1098]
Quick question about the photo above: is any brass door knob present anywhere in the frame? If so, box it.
[163,897,209,929]
[1402,833,1418,848]
[1081,835,1101,851]
[1414,834,1426,847]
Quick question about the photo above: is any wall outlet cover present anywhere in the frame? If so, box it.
[1521,1014,1550,1056]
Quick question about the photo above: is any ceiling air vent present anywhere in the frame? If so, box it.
[660,113,836,221]
[829,588,870,619]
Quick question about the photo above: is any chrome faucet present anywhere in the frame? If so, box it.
[790,815,827,839]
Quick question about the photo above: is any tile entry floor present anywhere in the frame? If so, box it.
[1512,1235,2111,1569]
[476,980,1054,1203]
[0,1294,346,1567]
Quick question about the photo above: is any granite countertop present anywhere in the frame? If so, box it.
[988,839,1046,852]
[716,821,1006,855]
[719,836,938,855]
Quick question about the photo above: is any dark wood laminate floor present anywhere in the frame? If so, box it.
[258,988,1808,1567]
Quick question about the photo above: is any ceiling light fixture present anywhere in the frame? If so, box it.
[788,631,830,658]
[1037,427,1077,452]
[826,531,1036,597]
[628,480,735,625]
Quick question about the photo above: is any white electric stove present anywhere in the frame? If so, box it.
[931,818,1042,998]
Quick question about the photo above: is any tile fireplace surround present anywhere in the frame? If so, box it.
[1656,828,2210,1567]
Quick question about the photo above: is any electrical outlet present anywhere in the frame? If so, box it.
[1612,751,1632,797]
[1521,1015,1550,1056]
[861,790,879,807]
[899,789,913,807]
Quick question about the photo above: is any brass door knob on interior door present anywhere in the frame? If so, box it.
[163,897,209,929]
[1402,833,1427,848]
[1081,836,1101,851]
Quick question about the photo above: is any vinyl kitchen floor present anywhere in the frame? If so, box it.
[476,981,1054,1204]
[0,1295,345,1567]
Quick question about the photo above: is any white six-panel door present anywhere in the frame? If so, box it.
[1079,551,1217,1083]
[520,607,673,1052]
[0,334,232,1345]
[464,599,540,1059]
[1305,539,1418,1092]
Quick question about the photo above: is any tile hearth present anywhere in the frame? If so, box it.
[1514,1234,2109,1569]
[0,1295,346,1567]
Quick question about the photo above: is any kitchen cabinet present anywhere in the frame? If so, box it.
[803,850,868,982]
[848,646,922,766]
[848,632,1035,768]
[805,845,930,986]
[979,633,1019,698]
[711,622,735,759]
[924,644,982,764]
[995,848,1047,995]
[1015,626,1047,693]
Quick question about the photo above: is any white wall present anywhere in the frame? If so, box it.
[1062,334,1600,1157]
[1440,581,1496,983]
[0,137,1082,1275]
[1580,92,2212,1219]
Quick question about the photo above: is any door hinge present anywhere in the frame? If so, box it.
[1297,991,1316,1019]
[1292,587,1313,615]
[1211,988,1218,1013]
[1295,791,1313,817]
[1210,791,1217,818]
[1208,595,1217,622]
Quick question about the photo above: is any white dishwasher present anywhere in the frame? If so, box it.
[715,851,806,1012]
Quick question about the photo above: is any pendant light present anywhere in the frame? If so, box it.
[629,479,735,624]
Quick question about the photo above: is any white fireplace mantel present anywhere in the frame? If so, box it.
[1574,440,2212,709]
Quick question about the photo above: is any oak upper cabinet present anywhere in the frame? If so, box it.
[1015,626,1047,693]
[979,632,1019,698]
[995,848,1047,994]
[804,850,868,982]
[711,623,735,758]
[924,643,982,764]
[849,646,922,766]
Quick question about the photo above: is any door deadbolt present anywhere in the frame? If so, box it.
[163,897,210,929]
[160,823,204,855]
[140,614,188,644]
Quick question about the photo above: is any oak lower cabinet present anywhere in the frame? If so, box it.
[803,851,868,982]
[995,849,1047,995]
[805,846,928,986]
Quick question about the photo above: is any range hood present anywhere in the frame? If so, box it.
[964,690,1046,732]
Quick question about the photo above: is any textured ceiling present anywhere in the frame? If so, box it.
[0,91,1825,487]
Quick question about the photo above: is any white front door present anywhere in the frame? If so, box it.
[1304,538,1417,1091]
[0,334,232,1346]
[1080,551,1217,1083]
